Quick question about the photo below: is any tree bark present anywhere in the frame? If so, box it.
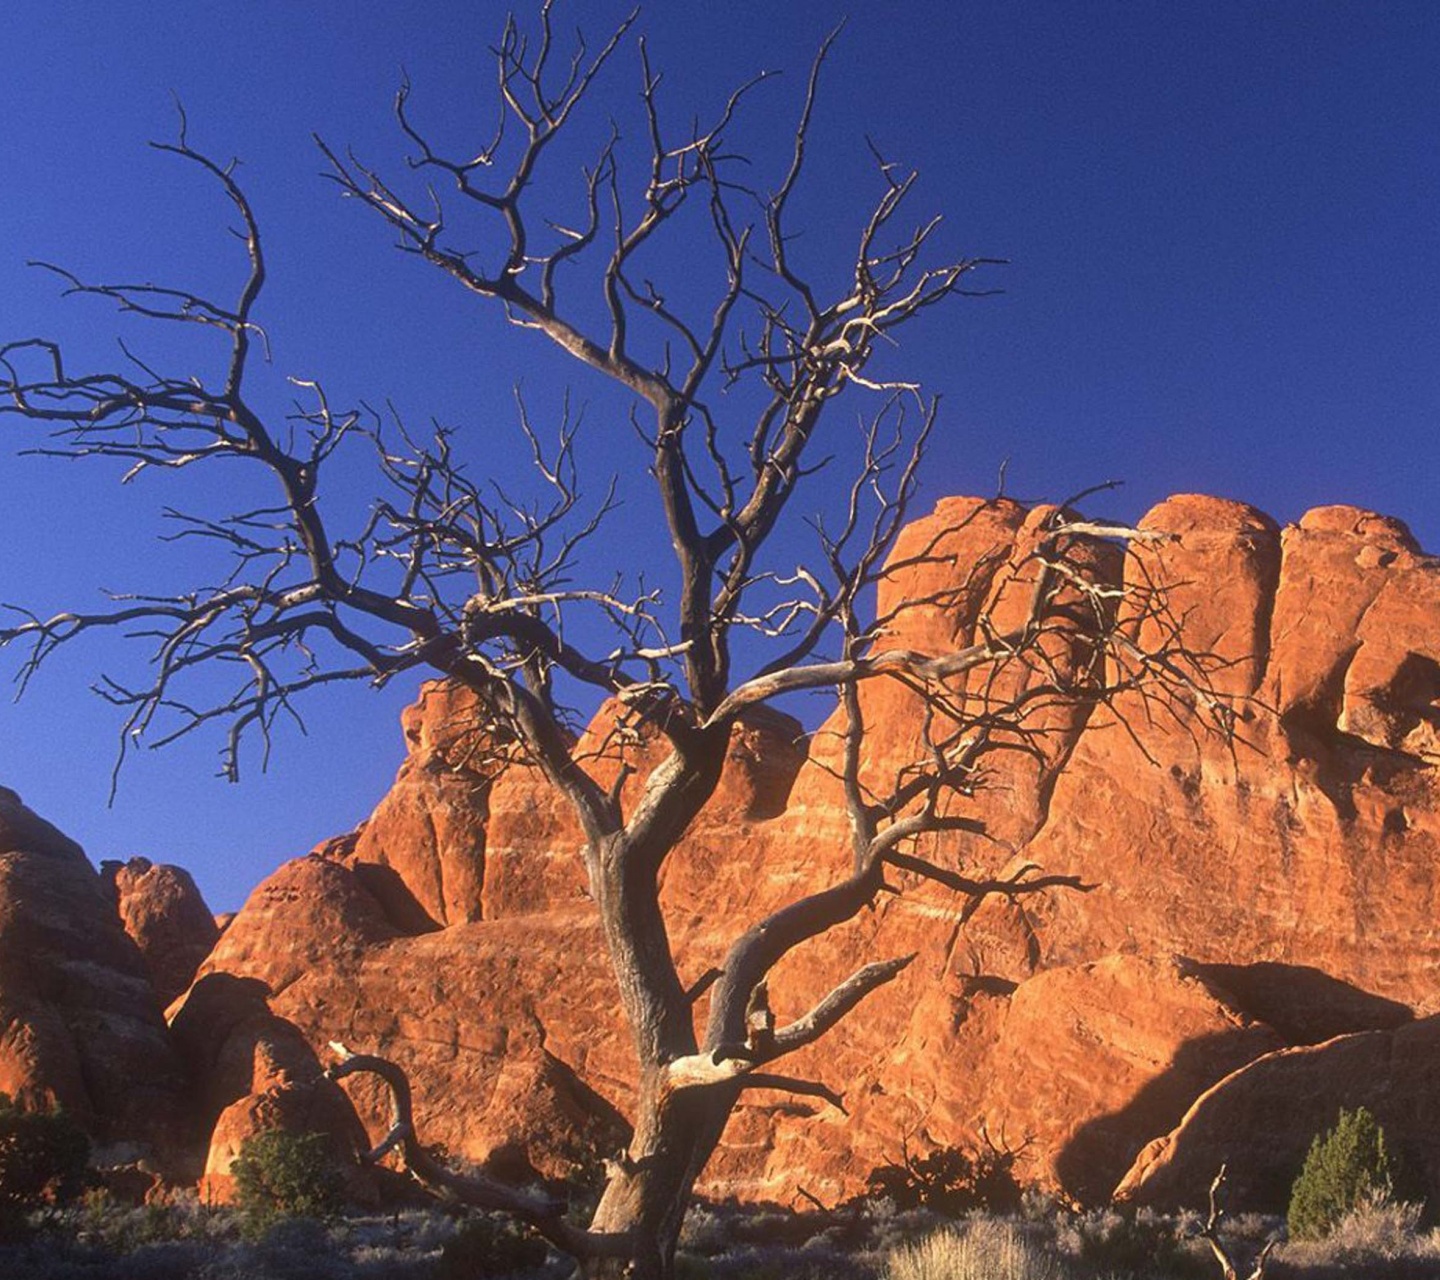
[583,1071,735,1280]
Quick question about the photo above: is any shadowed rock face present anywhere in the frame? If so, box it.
[141,496,1440,1205]
[1114,1016,1440,1211]
[0,789,189,1160]
[976,955,1287,1204]
[169,972,371,1203]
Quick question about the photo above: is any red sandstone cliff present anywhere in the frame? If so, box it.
[171,493,1440,1209]
[12,492,1437,1211]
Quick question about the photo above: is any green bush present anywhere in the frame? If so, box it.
[0,1091,90,1239]
[1287,1106,1399,1240]
[231,1130,345,1236]
[437,1213,547,1279]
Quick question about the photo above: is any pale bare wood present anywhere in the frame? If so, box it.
[1195,1165,1279,1280]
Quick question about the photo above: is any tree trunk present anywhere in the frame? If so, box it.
[583,1071,735,1280]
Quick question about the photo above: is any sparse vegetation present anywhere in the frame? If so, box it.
[1286,1106,1400,1241]
[1281,1197,1440,1274]
[438,1213,548,1279]
[230,1131,346,1237]
[0,1192,1438,1279]
[867,1139,1026,1217]
[1058,1205,1211,1279]
[72,1185,235,1255]
[0,1091,90,1240]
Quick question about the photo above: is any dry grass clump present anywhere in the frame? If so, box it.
[1276,1198,1440,1276]
[885,1218,1063,1280]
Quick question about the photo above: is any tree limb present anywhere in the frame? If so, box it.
[326,1047,632,1260]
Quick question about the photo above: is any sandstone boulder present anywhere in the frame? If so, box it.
[169,972,370,1203]
[102,856,220,1007]
[1115,1015,1440,1211]
[0,788,188,1160]
[189,854,403,1002]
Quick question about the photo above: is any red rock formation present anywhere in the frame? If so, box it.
[0,789,189,1159]
[189,855,402,1001]
[169,972,370,1202]
[1024,499,1440,1008]
[271,912,631,1183]
[341,682,496,927]
[182,494,1440,1209]
[974,955,1284,1202]
[1115,1015,1440,1211]
[102,856,220,1007]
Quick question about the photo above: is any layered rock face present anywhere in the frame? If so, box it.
[176,494,1440,1209]
[0,789,189,1159]
[1022,498,1440,1009]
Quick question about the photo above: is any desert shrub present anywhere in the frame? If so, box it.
[678,1201,889,1277]
[1051,1205,1209,1279]
[1287,1106,1400,1240]
[1050,1205,1202,1278]
[437,1212,547,1279]
[885,1219,1064,1280]
[868,1140,1025,1216]
[0,1092,90,1239]
[231,1131,345,1236]
[1278,1196,1440,1273]
[679,1202,731,1256]
[80,1195,182,1252]
[74,1184,240,1256]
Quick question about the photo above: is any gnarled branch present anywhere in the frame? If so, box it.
[326,1047,631,1261]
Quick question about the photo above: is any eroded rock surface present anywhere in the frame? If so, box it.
[102,856,220,1007]
[190,854,403,1001]
[129,495,1440,1207]
[0,789,189,1159]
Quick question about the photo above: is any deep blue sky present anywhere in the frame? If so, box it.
[1,2,1437,911]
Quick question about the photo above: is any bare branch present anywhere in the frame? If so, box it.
[1193,1165,1279,1280]
[327,1048,631,1260]
[739,1073,847,1114]
[0,11,1239,1271]
[768,954,917,1058]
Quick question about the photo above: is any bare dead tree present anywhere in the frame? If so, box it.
[0,8,1234,1278]
[1195,1166,1279,1280]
